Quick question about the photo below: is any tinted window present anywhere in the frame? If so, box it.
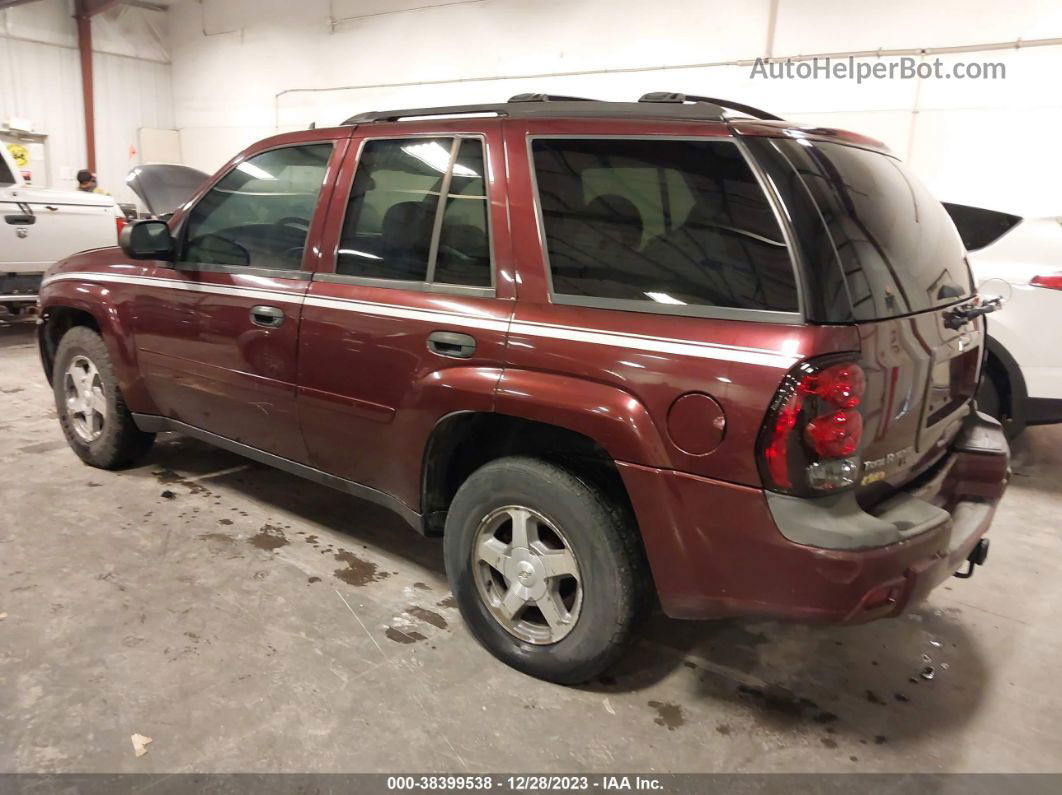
[773,140,972,320]
[943,202,1022,252]
[0,154,15,186]
[435,141,491,287]
[182,144,332,270]
[531,138,798,313]
[338,137,491,287]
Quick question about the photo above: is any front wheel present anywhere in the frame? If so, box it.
[53,326,155,469]
[443,457,648,684]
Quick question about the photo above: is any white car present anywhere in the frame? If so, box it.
[944,202,1062,437]
[1,145,124,315]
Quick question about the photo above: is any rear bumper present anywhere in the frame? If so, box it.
[1,272,43,303]
[620,410,1009,623]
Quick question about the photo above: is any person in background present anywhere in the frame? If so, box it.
[76,169,109,195]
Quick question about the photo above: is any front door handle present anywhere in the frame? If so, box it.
[4,214,36,226]
[250,305,284,328]
[428,330,476,359]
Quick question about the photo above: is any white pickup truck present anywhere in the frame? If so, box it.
[1,144,124,316]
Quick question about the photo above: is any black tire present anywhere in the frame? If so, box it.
[444,456,648,684]
[52,326,155,469]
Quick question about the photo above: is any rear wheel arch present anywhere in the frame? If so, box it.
[982,335,1027,433]
[420,412,638,538]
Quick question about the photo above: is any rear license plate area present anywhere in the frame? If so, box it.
[925,345,979,427]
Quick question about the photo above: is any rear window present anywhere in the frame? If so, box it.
[531,138,799,315]
[772,139,972,321]
[943,202,1022,251]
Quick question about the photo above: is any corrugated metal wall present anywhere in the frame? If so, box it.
[0,0,173,203]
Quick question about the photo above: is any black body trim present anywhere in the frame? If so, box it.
[983,334,1029,431]
[1024,397,1062,426]
[131,414,423,531]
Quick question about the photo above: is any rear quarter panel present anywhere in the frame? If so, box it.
[500,118,861,485]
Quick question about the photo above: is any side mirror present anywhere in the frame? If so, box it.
[119,219,175,261]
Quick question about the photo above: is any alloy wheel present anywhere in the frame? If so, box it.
[64,355,106,443]
[471,505,583,645]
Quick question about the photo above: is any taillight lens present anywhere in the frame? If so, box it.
[1031,273,1062,291]
[757,356,866,495]
[116,216,127,240]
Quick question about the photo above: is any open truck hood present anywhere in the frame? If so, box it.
[126,164,209,217]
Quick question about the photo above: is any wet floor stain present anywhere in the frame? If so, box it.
[18,439,68,454]
[736,683,820,727]
[715,724,731,735]
[413,582,431,591]
[865,689,886,706]
[307,576,321,584]
[647,700,685,731]
[248,525,289,551]
[160,490,176,500]
[333,549,388,586]
[821,737,839,749]
[218,518,233,526]
[385,627,426,644]
[153,469,211,496]
[436,595,457,609]
[406,606,447,629]
[199,532,235,544]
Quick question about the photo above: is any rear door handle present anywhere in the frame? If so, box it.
[250,305,284,328]
[428,330,476,359]
[4,214,35,226]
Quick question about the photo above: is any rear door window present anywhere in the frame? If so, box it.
[943,203,1022,252]
[337,137,492,288]
[530,138,799,315]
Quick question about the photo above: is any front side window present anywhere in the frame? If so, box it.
[182,143,333,270]
[531,138,798,313]
[337,137,491,288]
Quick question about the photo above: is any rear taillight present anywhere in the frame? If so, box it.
[758,355,866,496]
[1031,273,1062,291]
[116,216,127,240]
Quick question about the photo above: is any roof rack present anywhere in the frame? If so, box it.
[342,93,727,125]
[638,92,783,121]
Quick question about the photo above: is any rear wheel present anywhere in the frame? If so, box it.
[53,326,155,469]
[444,456,648,684]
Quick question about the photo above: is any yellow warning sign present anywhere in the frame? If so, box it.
[6,143,29,168]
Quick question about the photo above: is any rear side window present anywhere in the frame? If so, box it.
[943,203,1022,251]
[338,137,491,288]
[531,138,798,314]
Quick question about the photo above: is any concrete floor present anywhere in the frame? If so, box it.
[2,319,1061,774]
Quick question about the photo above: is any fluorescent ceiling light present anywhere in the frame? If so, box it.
[339,249,382,260]
[236,161,277,180]
[644,291,687,305]
[402,141,478,178]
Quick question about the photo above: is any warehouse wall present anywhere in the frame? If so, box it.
[167,0,1062,217]
[0,0,173,203]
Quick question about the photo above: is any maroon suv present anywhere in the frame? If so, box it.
[38,93,1009,683]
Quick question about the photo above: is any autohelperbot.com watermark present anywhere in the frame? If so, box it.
[751,56,1006,83]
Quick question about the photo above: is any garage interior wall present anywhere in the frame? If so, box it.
[168,0,1062,216]
[0,0,173,203]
